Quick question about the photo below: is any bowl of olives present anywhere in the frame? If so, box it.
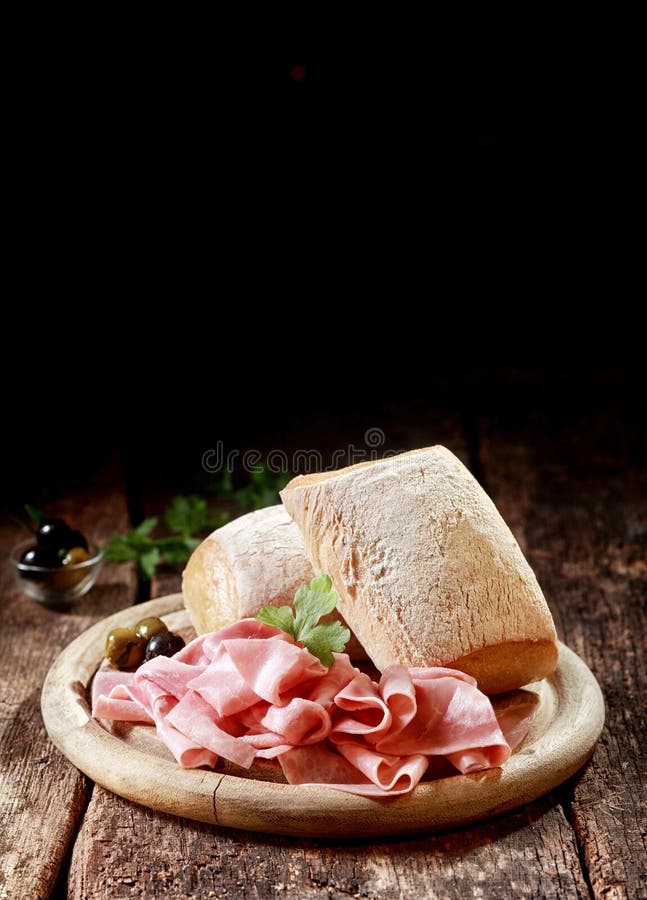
[10,516,103,607]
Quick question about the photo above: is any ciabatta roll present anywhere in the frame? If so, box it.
[281,446,558,693]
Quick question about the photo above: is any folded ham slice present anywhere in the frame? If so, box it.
[92,619,536,798]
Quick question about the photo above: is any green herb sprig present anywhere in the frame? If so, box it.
[105,496,228,580]
[104,468,292,582]
[256,574,350,666]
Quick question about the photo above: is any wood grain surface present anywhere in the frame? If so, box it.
[480,406,647,900]
[0,463,137,900]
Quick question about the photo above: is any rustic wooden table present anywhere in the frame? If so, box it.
[1,391,645,899]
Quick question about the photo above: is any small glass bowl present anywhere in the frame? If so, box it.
[9,538,104,607]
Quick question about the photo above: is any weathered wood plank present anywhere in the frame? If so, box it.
[480,407,647,900]
[150,566,182,602]
[66,790,589,899]
[0,465,137,900]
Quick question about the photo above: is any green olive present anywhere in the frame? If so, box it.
[134,616,168,642]
[62,546,91,566]
[51,546,92,590]
[105,627,147,669]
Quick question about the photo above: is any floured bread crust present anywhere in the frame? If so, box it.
[281,446,558,693]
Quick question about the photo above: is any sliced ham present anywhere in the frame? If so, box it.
[91,618,536,798]
[92,669,136,707]
[220,638,327,708]
[187,647,261,717]
[92,694,153,724]
[149,694,219,769]
[374,672,510,761]
[138,657,205,701]
[259,698,331,746]
[279,744,428,797]
[165,692,258,768]
[92,672,153,723]
[302,653,359,708]
[491,689,540,751]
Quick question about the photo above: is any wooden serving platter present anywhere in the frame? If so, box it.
[41,595,605,838]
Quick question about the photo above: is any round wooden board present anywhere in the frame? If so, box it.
[41,595,605,838]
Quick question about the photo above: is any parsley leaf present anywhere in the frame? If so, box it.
[104,534,139,562]
[293,573,338,635]
[254,605,296,637]
[256,573,350,666]
[134,517,158,537]
[298,620,351,667]
[165,496,208,535]
[104,496,229,580]
[139,546,161,579]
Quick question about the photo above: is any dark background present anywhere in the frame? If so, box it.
[2,38,642,514]
[3,367,645,520]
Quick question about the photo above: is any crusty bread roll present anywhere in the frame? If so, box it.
[281,446,558,694]
[182,505,367,659]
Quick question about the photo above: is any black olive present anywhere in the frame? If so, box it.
[64,529,89,551]
[19,545,61,577]
[36,518,74,551]
[144,631,185,661]
[37,519,89,552]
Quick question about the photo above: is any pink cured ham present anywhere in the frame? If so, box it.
[92,619,536,797]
